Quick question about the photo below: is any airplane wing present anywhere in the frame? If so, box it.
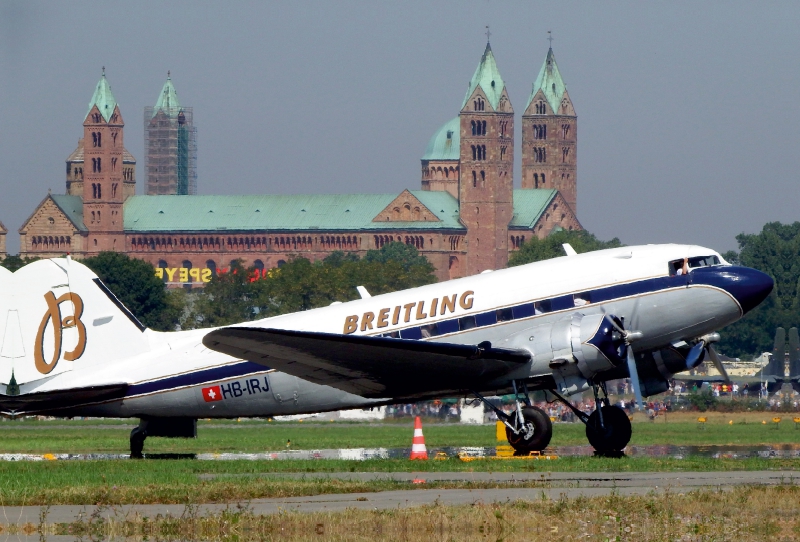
[0,383,129,414]
[202,327,531,399]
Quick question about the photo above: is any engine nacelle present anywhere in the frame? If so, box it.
[523,313,628,380]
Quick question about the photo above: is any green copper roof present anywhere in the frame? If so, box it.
[123,192,464,232]
[50,195,87,231]
[462,43,506,111]
[509,189,558,228]
[152,74,181,118]
[526,48,567,112]
[422,117,460,161]
[85,72,118,122]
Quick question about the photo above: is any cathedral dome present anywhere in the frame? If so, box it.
[422,117,460,161]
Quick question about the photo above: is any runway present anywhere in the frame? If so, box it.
[2,470,797,525]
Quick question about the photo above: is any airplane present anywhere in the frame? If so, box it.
[0,244,773,457]
[675,327,800,395]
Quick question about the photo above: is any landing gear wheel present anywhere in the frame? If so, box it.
[130,426,147,458]
[506,406,552,453]
[585,405,632,453]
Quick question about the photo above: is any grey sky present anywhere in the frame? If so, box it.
[1,1,799,255]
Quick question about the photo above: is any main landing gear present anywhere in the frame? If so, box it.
[474,381,553,454]
[549,381,632,455]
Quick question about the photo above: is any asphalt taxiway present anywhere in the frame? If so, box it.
[2,470,797,525]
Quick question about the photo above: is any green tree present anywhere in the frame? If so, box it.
[717,222,800,358]
[188,243,437,328]
[82,252,180,331]
[0,255,39,272]
[189,260,259,327]
[508,229,623,267]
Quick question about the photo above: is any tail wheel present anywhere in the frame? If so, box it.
[585,405,632,453]
[505,406,553,452]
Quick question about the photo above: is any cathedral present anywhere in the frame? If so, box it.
[18,43,580,284]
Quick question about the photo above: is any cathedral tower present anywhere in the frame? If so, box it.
[82,69,126,254]
[459,43,514,275]
[522,47,577,214]
[144,73,197,195]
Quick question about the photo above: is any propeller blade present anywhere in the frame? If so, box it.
[685,341,706,369]
[707,344,730,384]
[626,346,644,410]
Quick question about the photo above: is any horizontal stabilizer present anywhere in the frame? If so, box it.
[0,383,128,414]
[203,327,530,399]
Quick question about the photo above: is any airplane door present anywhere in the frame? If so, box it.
[269,372,300,406]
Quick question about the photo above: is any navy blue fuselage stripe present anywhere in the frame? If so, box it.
[379,273,702,340]
[125,361,269,398]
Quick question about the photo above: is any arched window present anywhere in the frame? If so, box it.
[471,120,476,135]
[472,171,477,187]
[253,259,264,277]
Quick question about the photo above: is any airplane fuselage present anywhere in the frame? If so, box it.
[14,243,773,420]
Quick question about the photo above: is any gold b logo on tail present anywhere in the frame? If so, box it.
[34,291,87,375]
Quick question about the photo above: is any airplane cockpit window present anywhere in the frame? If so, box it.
[688,255,721,268]
[534,300,551,314]
[669,255,721,276]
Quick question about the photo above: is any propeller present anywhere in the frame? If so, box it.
[685,333,730,383]
[604,311,644,410]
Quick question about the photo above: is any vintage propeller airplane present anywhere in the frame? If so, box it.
[0,244,773,456]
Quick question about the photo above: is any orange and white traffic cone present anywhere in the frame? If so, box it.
[409,416,428,460]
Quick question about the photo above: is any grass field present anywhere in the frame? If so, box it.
[0,416,797,506]
[0,412,798,454]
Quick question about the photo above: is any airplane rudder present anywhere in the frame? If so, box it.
[789,327,800,378]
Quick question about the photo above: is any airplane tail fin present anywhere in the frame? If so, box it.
[764,327,786,378]
[789,327,800,380]
[0,258,151,388]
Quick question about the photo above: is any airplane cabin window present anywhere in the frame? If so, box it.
[459,315,477,331]
[420,324,438,338]
[573,293,591,307]
[496,307,513,322]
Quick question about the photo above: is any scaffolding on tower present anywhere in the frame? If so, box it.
[144,104,197,195]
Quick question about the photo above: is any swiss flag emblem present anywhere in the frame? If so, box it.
[202,385,223,402]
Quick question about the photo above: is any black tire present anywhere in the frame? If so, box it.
[505,406,553,452]
[585,405,632,453]
[130,426,147,458]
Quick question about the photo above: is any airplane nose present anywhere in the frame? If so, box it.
[691,266,774,314]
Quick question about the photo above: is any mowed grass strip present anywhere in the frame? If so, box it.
[1,456,799,505]
[39,486,800,542]
[0,413,798,454]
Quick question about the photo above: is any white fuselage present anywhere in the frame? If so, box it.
[12,244,745,418]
